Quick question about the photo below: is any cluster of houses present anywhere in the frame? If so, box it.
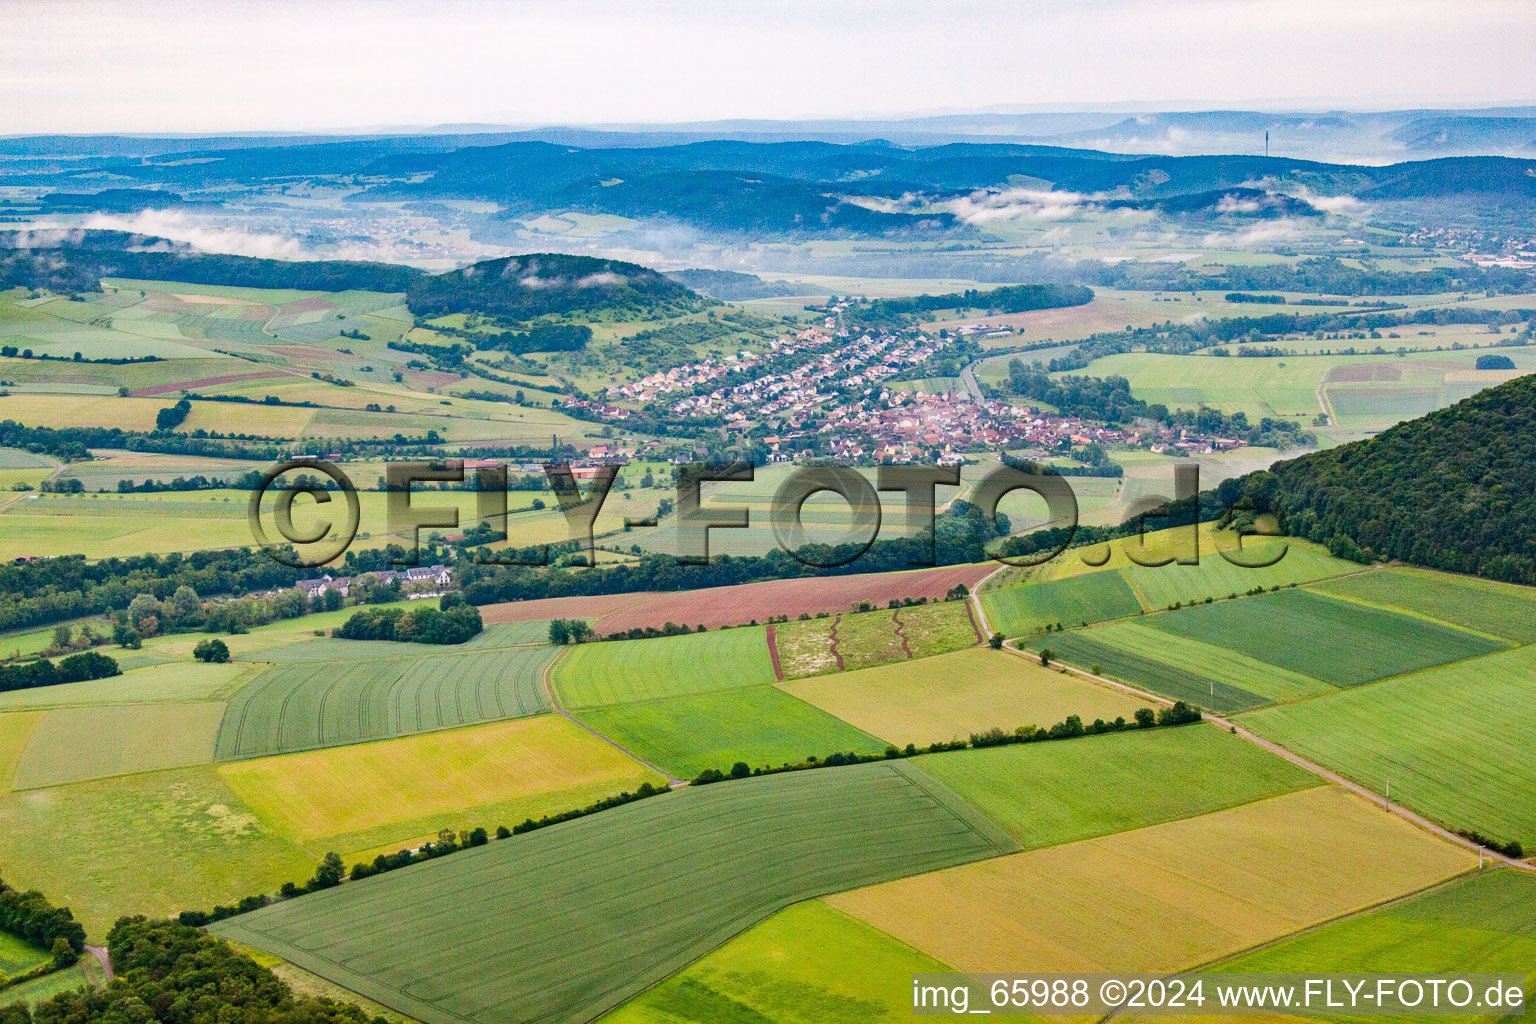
[758,388,1247,463]
[602,326,847,405]
[665,331,949,424]
[296,564,453,601]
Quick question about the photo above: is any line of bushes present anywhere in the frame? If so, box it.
[0,651,118,693]
[689,701,1206,786]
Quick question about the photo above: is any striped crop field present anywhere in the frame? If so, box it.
[1028,630,1271,713]
[210,760,1018,1024]
[1242,643,1536,849]
[214,646,559,760]
[1144,588,1505,687]
[548,627,776,708]
[981,570,1143,638]
[1038,619,1336,707]
[1309,565,1536,643]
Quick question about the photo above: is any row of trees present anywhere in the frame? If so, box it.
[688,701,1206,787]
[0,651,118,693]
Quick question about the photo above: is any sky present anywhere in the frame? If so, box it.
[3,0,1535,134]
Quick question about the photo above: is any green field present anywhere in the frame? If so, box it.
[1030,630,1269,712]
[981,570,1143,638]
[602,900,954,1024]
[0,661,255,712]
[0,930,49,976]
[895,601,979,659]
[1310,566,1536,643]
[0,764,313,936]
[211,760,1019,1024]
[917,724,1319,848]
[549,628,776,708]
[1215,870,1536,1024]
[1146,589,1504,687]
[573,686,889,778]
[1242,643,1536,848]
[214,646,559,760]
[0,447,54,470]
[782,647,1150,748]
[1120,540,1358,610]
[834,609,910,671]
[1050,619,1336,704]
[0,958,103,1009]
[12,702,226,789]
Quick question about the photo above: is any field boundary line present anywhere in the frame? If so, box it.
[1097,868,1488,1024]
[765,624,784,682]
[1300,579,1518,645]
[999,639,1535,875]
[891,610,913,660]
[540,645,684,786]
[968,561,1009,636]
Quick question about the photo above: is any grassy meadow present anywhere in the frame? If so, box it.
[0,765,313,936]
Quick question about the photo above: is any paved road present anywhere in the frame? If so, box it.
[958,360,984,403]
[997,639,1534,874]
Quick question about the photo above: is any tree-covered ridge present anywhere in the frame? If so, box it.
[0,230,418,294]
[866,283,1093,316]
[665,268,801,300]
[405,252,703,320]
[1226,373,1536,583]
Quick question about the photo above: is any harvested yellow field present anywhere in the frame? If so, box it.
[219,714,665,857]
[828,786,1475,974]
[781,647,1150,747]
[0,394,165,431]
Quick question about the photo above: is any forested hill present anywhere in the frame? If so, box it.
[1224,374,1536,584]
[0,229,419,293]
[406,252,705,320]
